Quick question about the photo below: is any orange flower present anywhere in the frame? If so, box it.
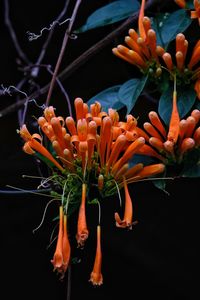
[167,89,180,144]
[194,78,200,99]
[19,125,64,172]
[138,0,146,40]
[89,225,103,286]
[51,206,64,271]
[76,183,89,248]
[174,0,186,8]
[136,106,199,165]
[71,118,96,170]
[62,214,71,274]
[19,98,174,285]
[51,206,71,279]
[111,137,145,175]
[114,177,135,229]
[112,9,163,75]
[86,101,107,126]
[191,0,200,25]
[161,34,200,99]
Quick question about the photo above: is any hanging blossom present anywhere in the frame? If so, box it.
[19,97,165,284]
[51,206,71,279]
[175,0,200,25]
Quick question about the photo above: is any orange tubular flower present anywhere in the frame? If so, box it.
[62,214,71,273]
[112,1,164,76]
[115,177,134,229]
[99,116,112,167]
[139,0,146,40]
[136,105,200,165]
[160,34,200,99]
[194,79,200,99]
[191,0,200,25]
[51,206,64,272]
[19,125,64,172]
[86,101,107,126]
[71,118,96,170]
[174,0,186,8]
[20,98,176,284]
[167,89,180,144]
[51,206,71,279]
[89,225,103,286]
[76,183,89,248]
[111,137,145,175]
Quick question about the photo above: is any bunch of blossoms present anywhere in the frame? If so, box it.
[112,0,200,100]
[19,98,165,285]
[160,33,200,100]
[134,85,200,175]
[112,0,165,79]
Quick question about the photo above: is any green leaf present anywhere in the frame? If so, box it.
[35,152,55,168]
[194,99,200,110]
[186,0,194,9]
[181,148,200,177]
[151,9,192,48]
[87,85,124,111]
[182,163,200,177]
[158,85,196,125]
[152,178,168,193]
[118,76,148,114]
[75,0,140,33]
[129,154,156,166]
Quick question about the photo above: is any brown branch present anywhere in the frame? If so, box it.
[45,0,82,106]
[31,0,70,78]
[0,0,160,118]
[4,0,31,65]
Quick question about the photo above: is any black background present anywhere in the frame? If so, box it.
[0,1,199,299]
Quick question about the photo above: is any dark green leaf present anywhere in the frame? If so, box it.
[186,0,194,9]
[158,85,196,125]
[35,152,55,168]
[118,76,148,114]
[75,0,140,33]
[151,10,192,48]
[129,154,156,167]
[152,178,168,193]
[181,148,200,177]
[87,85,124,111]
[182,163,200,177]
[194,99,200,110]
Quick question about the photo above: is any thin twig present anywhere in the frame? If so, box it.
[0,0,160,118]
[15,78,27,126]
[66,264,71,300]
[4,0,31,65]
[47,66,72,116]
[45,0,82,106]
[31,0,70,78]
[23,63,73,116]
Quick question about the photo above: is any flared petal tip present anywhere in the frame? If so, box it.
[89,272,103,286]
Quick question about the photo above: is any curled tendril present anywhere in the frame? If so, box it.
[27,18,71,41]
[0,84,28,97]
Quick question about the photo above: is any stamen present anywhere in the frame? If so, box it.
[32,198,60,233]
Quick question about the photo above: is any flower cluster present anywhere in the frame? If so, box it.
[112,0,200,100]
[19,98,165,284]
[112,15,163,78]
[136,99,200,171]
[161,33,200,99]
